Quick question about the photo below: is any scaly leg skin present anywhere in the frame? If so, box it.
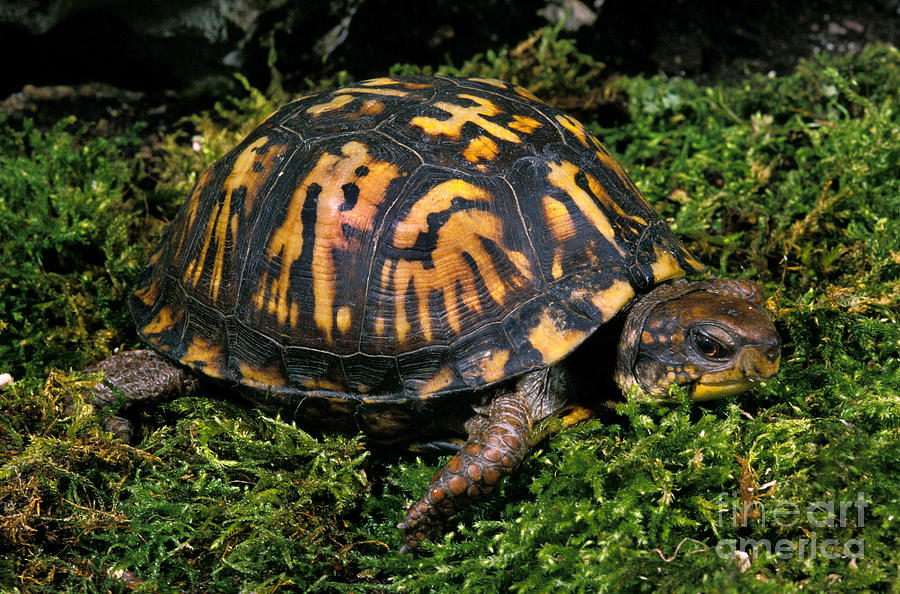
[397,386,536,553]
[86,349,199,441]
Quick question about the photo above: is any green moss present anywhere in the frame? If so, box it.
[600,45,900,301]
[389,23,604,97]
[1,37,899,592]
[0,117,144,377]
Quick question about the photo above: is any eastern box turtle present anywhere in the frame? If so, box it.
[87,75,781,552]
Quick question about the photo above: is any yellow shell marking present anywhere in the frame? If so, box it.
[359,77,411,87]
[418,365,456,396]
[306,81,412,117]
[226,136,287,216]
[311,142,402,338]
[258,141,401,335]
[555,114,591,148]
[551,247,565,280]
[508,114,542,134]
[588,142,657,213]
[356,99,384,116]
[374,259,394,337]
[591,279,636,322]
[336,86,411,97]
[469,77,508,88]
[133,275,161,307]
[355,77,431,90]
[177,168,213,285]
[528,312,588,365]
[181,335,224,379]
[392,179,492,249]
[141,304,182,335]
[546,160,622,255]
[390,180,532,342]
[541,194,577,242]
[477,348,511,383]
[373,316,386,337]
[512,85,541,102]
[462,135,499,163]
[336,305,352,334]
[553,114,657,216]
[183,136,287,301]
[411,94,523,142]
[238,361,286,388]
[650,246,687,284]
[300,378,345,392]
[306,94,355,116]
[547,160,651,256]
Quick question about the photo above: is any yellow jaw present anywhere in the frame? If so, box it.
[689,352,781,401]
[690,378,758,401]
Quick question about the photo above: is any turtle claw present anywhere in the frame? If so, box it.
[397,502,446,553]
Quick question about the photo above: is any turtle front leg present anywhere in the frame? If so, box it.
[397,372,546,553]
[86,349,199,441]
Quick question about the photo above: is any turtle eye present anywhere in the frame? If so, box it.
[693,331,728,359]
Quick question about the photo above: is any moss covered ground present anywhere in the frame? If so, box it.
[1,29,899,592]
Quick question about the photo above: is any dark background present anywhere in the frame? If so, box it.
[2,0,898,123]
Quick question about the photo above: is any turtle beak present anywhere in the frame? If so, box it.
[690,378,758,401]
[690,346,781,401]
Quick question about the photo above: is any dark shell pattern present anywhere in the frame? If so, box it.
[131,76,703,417]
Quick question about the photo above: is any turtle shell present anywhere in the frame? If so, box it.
[131,75,703,408]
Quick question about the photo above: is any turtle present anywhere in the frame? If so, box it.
[85,75,781,553]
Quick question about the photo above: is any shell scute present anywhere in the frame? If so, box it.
[131,75,703,407]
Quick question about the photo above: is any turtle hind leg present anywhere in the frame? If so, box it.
[397,375,542,553]
[85,349,199,441]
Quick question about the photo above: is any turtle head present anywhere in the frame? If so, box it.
[615,279,781,401]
